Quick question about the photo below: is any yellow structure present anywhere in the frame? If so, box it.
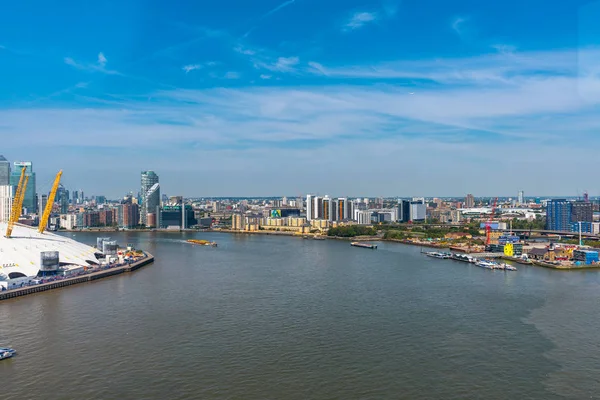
[503,243,514,256]
[39,170,63,234]
[288,217,307,227]
[5,166,28,238]
[310,219,330,231]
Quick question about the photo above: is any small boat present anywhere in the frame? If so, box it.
[451,253,475,263]
[475,260,496,269]
[186,239,217,247]
[0,347,16,361]
[313,236,326,240]
[504,264,517,271]
[425,251,450,259]
[351,242,377,249]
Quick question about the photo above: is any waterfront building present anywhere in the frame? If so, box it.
[140,171,159,225]
[410,200,426,222]
[160,205,197,229]
[465,194,475,208]
[59,214,77,230]
[571,201,593,224]
[118,203,140,229]
[313,196,323,220]
[323,196,333,222]
[0,185,13,223]
[232,213,244,230]
[546,199,571,231]
[10,161,36,213]
[0,156,10,185]
[306,195,313,221]
[288,216,307,227]
[397,200,411,222]
[144,183,161,226]
[356,210,373,225]
[336,198,349,221]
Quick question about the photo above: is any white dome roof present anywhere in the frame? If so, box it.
[0,223,99,280]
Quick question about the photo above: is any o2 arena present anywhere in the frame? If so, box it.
[0,222,101,281]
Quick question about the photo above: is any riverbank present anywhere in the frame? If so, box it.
[0,253,154,301]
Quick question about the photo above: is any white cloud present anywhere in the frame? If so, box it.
[183,64,202,73]
[97,52,107,66]
[260,74,272,79]
[255,56,300,72]
[344,12,378,30]
[225,71,240,79]
[234,46,256,55]
[11,47,600,196]
[64,54,120,75]
[452,16,468,36]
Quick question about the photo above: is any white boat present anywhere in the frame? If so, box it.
[0,347,16,360]
[425,252,446,259]
[475,260,496,269]
[504,264,517,271]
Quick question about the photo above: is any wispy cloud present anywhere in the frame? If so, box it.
[64,53,120,75]
[242,0,297,38]
[260,74,272,80]
[344,12,378,31]
[255,56,300,72]
[97,52,107,66]
[225,71,240,79]
[451,16,468,36]
[262,0,296,19]
[234,46,256,56]
[183,64,202,73]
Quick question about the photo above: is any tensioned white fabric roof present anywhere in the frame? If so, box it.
[0,223,99,280]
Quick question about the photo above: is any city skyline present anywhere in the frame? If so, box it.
[1,0,599,195]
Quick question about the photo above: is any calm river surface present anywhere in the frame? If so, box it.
[1,231,600,399]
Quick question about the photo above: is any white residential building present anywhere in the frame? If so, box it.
[0,185,13,223]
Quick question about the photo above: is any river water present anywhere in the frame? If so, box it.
[1,231,600,399]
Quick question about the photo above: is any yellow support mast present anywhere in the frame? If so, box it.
[39,170,63,234]
[5,166,29,238]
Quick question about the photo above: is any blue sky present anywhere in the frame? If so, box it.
[1,0,599,198]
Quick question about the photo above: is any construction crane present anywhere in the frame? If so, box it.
[5,166,29,238]
[38,170,63,234]
[485,197,499,246]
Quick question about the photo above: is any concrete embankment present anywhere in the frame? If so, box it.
[0,253,154,301]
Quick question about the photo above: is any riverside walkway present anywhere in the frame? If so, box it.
[0,253,154,301]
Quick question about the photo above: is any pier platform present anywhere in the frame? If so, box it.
[0,253,154,301]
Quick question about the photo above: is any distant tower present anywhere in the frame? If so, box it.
[140,171,159,225]
[0,155,10,185]
[518,190,524,205]
[584,191,589,202]
[465,194,475,208]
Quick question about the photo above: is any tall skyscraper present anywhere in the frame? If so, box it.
[410,199,426,222]
[337,198,348,221]
[37,194,48,216]
[141,171,159,225]
[398,200,410,222]
[465,194,475,208]
[323,196,333,221]
[306,194,313,221]
[0,156,10,185]
[313,196,323,220]
[145,183,161,226]
[546,199,571,231]
[517,191,524,205]
[10,161,36,213]
[0,185,13,223]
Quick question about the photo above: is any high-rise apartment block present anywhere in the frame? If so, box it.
[0,156,10,185]
[546,199,571,231]
[465,194,475,208]
[0,185,13,223]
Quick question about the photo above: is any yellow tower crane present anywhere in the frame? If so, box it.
[38,170,63,234]
[5,166,29,238]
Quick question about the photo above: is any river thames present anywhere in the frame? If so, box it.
[1,231,600,399]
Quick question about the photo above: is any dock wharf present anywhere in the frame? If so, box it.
[0,253,154,301]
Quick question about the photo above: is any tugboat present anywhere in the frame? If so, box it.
[186,239,217,247]
[0,347,16,361]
